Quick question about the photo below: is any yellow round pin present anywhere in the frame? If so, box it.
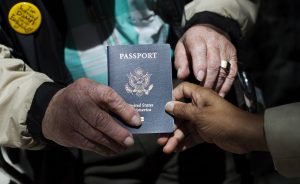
[8,2,42,35]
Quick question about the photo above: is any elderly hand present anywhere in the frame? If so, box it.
[42,78,141,156]
[175,24,237,97]
[158,82,267,154]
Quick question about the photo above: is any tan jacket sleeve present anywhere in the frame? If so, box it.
[184,0,260,35]
[264,103,300,177]
[0,44,53,150]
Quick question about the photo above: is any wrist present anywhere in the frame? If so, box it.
[196,24,231,41]
[41,87,65,140]
[27,82,64,144]
[184,11,241,46]
[239,112,268,152]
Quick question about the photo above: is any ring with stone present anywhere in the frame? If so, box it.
[220,60,231,74]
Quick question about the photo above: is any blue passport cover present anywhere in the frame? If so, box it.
[107,44,174,133]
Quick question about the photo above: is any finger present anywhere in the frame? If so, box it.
[73,117,127,153]
[174,127,198,152]
[157,133,171,145]
[218,58,237,97]
[157,122,182,145]
[181,136,204,150]
[174,40,190,79]
[173,82,220,107]
[184,36,207,82]
[163,128,186,154]
[165,101,199,122]
[203,45,221,88]
[73,133,118,156]
[213,60,229,92]
[77,99,135,147]
[172,82,207,107]
[172,82,201,101]
[91,85,141,127]
[218,45,238,97]
[174,141,187,153]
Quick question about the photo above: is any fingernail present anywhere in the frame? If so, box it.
[165,101,174,115]
[197,70,205,82]
[177,67,182,78]
[124,136,134,147]
[219,92,225,98]
[131,115,142,126]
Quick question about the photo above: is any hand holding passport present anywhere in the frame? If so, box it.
[108,44,174,133]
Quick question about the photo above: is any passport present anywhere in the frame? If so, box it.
[107,44,174,133]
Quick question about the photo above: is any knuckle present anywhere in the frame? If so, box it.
[94,111,110,128]
[65,80,94,106]
[111,99,128,114]
[96,136,108,146]
[95,117,120,138]
[192,42,206,53]
[92,132,107,145]
[185,35,206,52]
[63,90,79,107]
[207,66,220,73]
[74,78,97,95]
[101,87,118,104]
[109,101,124,113]
[86,143,98,152]
[174,104,187,116]
[206,87,216,94]
[208,35,219,43]
[181,82,190,92]
[103,88,126,112]
[228,44,237,53]
[72,79,87,91]
[224,43,237,55]
[207,55,220,66]
[75,78,91,86]
[200,88,215,98]
[80,138,93,149]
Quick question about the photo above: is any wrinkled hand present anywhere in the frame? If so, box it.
[42,78,141,156]
[175,24,237,97]
[158,82,266,154]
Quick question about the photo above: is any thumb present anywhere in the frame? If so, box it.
[165,101,198,122]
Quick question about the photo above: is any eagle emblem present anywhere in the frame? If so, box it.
[125,67,154,97]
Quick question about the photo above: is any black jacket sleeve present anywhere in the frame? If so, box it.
[27,82,64,144]
[185,11,242,46]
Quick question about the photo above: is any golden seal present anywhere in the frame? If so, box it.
[8,2,42,34]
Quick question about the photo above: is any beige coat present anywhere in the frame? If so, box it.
[264,103,300,177]
[0,0,259,148]
[184,0,259,35]
[0,45,52,149]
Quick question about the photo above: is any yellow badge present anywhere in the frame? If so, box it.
[8,2,42,35]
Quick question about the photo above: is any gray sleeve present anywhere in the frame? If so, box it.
[264,102,300,177]
[0,44,52,149]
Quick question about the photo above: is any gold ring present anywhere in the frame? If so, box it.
[220,60,231,74]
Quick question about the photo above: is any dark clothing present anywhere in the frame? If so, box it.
[240,0,300,107]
